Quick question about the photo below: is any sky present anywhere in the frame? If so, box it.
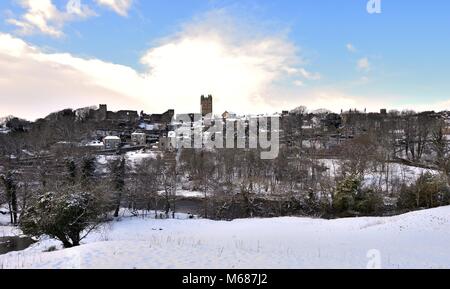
[0,0,449,120]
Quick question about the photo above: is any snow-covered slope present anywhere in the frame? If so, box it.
[1,206,449,269]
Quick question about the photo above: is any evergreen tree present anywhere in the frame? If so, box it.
[65,159,77,185]
[333,174,361,216]
[81,156,96,189]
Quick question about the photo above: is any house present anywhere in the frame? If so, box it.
[85,140,104,149]
[131,132,147,146]
[104,136,121,150]
[222,111,237,119]
[159,131,176,151]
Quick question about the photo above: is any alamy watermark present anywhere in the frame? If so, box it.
[367,0,382,14]
[169,114,280,160]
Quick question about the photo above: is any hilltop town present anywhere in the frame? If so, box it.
[2,98,450,268]
[2,95,450,167]
[1,95,450,222]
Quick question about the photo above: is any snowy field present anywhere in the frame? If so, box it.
[1,206,449,269]
[318,159,439,187]
[95,150,159,173]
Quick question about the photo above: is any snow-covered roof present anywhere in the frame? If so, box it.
[86,140,104,147]
[104,136,121,141]
[139,123,157,130]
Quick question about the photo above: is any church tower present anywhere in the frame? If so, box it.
[201,95,213,117]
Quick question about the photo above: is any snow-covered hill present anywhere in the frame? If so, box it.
[1,206,449,269]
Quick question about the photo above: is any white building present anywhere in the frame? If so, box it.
[104,136,121,150]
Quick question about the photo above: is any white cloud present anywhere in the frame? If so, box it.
[0,11,315,119]
[95,0,132,16]
[66,0,95,17]
[357,57,371,71]
[298,68,321,80]
[138,11,316,114]
[7,0,95,37]
[346,43,357,53]
[284,67,320,80]
[0,28,446,120]
[0,33,146,119]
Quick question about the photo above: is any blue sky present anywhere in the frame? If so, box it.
[0,0,449,119]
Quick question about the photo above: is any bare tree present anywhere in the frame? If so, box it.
[0,170,18,225]
[109,157,127,217]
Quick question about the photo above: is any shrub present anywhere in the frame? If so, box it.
[355,189,384,215]
[20,191,104,248]
[44,246,58,252]
[333,174,361,216]
[397,173,450,210]
[333,175,384,216]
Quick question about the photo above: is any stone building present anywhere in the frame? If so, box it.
[159,131,176,151]
[141,109,175,124]
[201,95,213,116]
[140,109,175,131]
[107,110,139,122]
[97,104,108,121]
[222,111,237,119]
[104,136,121,150]
[92,104,139,123]
[131,132,147,146]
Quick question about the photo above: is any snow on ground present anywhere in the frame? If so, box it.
[176,190,205,198]
[0,205,12,226]
[158,190,205,198]
[125,150,159,167]
[0,128,10,134]
[0,215,10,227]
[1,206,450,269]
[85,140,104,147]
[318,159,439,187]
[0,205,21,237]
[0,225,21,238]
[96,150,160,172]
[1,213,18,237]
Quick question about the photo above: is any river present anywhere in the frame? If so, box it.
[0,236,35,255]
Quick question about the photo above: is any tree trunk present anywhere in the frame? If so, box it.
[1,173,18,225]
[114,191,122,217]
[11,188,18,225]
[56,234,73,248]
[8,202,13,224]
[70,233,81,247]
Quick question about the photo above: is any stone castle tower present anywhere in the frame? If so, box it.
[97,104,107,121]
[201,95,213,117]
